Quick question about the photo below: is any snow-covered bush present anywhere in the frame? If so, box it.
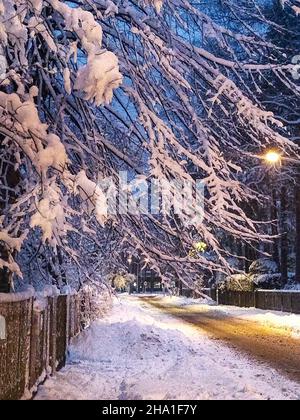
[249,259,278,275]
[219,273,254,292]
[221,259,283,291]
[109,272,136,291]
[81,282,112,323]
[250,273,282,290]
[249,259,282,289]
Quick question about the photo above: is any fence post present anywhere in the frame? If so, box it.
[0,290,34,400]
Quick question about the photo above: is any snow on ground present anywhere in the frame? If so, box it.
[35,295,300,400]
[165,295,300,339]
[159,295,213,307]
[214,305,300,340]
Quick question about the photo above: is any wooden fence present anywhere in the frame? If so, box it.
[0,287,97,400]
[213,289,300,314]
[181,287,300,314]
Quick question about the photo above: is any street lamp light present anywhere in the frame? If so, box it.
[264,150,281,165]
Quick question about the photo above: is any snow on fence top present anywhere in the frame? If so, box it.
[257,289,300,294]
[36,285,60,298]
[0,284,79,304]
[0,286,35,303]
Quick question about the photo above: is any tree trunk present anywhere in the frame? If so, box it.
[0,246,10,293]
[295,176,300,283]
[280,187,288,285]
[0,273,10,292]
[244,243,257,273]
[271,189,280,267]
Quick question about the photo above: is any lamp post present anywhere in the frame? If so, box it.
[144,258,150,293]
[262,149,299,284]
[127,256,133,293]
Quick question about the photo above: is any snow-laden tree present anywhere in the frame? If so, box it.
[0,0,299,291]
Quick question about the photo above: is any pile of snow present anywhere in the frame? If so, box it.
[74,52,122,106]
[146,295,300,340]
[159,295,213,307]
[35,134,68,176]
[50,0,122,104]
[203,303,300,340]
[50,0,103,56]
[30,183,67,245]
[74,170,108,226]
[157,295,300,339]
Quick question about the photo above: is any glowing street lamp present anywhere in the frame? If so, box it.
[264,150,281,165]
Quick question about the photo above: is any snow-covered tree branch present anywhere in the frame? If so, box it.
[0,0,299,291]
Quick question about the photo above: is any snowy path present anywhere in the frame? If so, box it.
[144,296,300,385]
[35,295,300,400]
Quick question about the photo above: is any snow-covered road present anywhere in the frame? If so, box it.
[35,295,300,400]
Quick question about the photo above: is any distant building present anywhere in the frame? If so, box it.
[128,257,162,293]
